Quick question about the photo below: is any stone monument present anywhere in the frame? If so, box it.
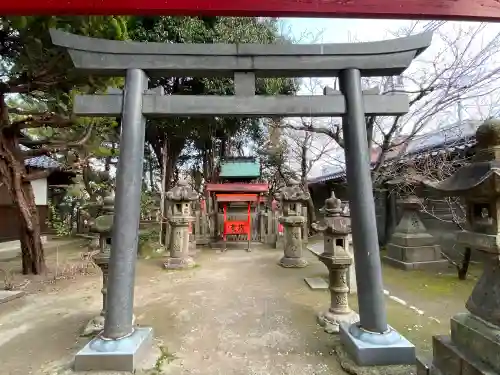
[164,180,198,269]
[384,195,447,270]
[313,192,360,333]
[275,180,310,268]
[417,119,500,375]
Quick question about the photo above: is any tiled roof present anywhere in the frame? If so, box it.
[308,120,481,185]
[24,155,64,170]
[19,145,65,171]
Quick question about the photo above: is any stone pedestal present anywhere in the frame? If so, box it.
[279,219,308,268]
[165,217,196,269]
[164,181,198,270]
[418,313,500,375]
[384,196,447,270]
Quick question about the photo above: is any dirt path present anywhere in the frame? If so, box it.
[0,248,347,375]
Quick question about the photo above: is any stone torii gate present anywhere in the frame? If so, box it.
[49,29,432,371]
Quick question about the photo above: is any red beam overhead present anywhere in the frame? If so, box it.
[1,0,499,21]
[216,194,260,202]
[206,183,269,193]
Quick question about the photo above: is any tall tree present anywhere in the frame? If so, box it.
[0,16,128,274]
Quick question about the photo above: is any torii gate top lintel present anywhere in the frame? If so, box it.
[49,28,432,78]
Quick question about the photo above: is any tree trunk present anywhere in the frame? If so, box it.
[0,129,46,275]
[160,138,184,242]
[19,180,45,275]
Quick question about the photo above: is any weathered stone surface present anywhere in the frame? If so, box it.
[450,313,500,373]
[165,181,198,270]
[421,119,500,375]
[276,180,309,268]
[384,196,446,270]
[465,260,500,327]
[313,192,359,334]
[304,277,328,290]
[318,309,359,334]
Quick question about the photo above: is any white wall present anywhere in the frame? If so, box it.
[31,178,47,205]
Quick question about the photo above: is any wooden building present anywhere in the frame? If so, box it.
[308,120,480,257]
[0,154,75,249]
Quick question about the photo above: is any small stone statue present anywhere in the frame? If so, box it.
[313,191,359,333]
[164,180,199,269]
[275,179,309,268]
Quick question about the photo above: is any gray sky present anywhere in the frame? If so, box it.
[278,18,500,179]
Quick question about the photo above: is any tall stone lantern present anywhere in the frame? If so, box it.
[313,192,359,333]
[82,190,114,336]
[275,180,309,268]
[165,180,198,269]
[417,119,500,375]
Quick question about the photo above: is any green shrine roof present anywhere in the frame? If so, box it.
[219,157,260,179]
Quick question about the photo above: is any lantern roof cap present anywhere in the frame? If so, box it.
[166,180,198,201]
[416,119,500,197]
[324,191,342,215]
[275,180,310,202]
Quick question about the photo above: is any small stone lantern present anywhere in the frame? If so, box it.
[82,190,114,336]
[275,179,309,268]
[165,180,198,269]
[417,119,500,375]
[313,192,359,333]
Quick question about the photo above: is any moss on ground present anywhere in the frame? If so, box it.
[381,263,479,300]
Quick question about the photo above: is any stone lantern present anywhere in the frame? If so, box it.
[417,119,500,375]
[165,180,198,269]
[275,179,309,268]
[384,195,446,270]
[82,190,114,336]
[313,192,359,333]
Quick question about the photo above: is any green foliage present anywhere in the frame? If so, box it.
[126,16,298,181]
[140,190,157,218]
[46,200,71,237]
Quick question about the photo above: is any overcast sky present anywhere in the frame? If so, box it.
[277,18,500,179]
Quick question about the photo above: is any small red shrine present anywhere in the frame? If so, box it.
[205,156,268,251]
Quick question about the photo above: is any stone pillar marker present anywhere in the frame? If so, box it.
[164,180,198,270]
[416,119,500,375]
[275,180,309,268]
[313,192,359,333]
[384,195,447,270]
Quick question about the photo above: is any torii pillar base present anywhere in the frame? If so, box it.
[339,323,415,366]
[74,327,154,372]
